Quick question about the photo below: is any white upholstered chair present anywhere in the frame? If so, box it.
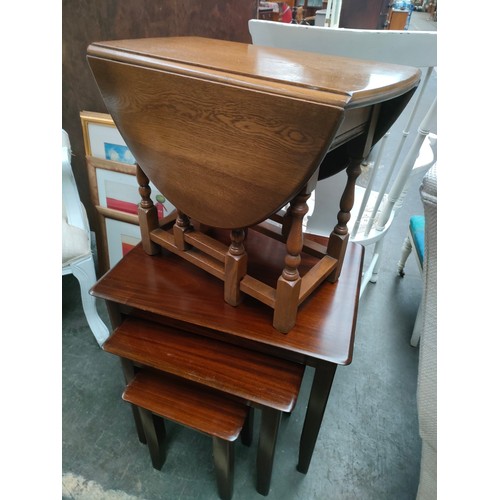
[62,129,109,347]
[249,20,437,295]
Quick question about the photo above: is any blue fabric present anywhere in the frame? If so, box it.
[409,215,425,265]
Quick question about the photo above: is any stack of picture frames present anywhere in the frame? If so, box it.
[80,111,175,274]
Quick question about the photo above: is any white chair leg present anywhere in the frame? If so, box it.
[359,251,379,297]
[369,239,385,284]
[70,256,109,347]
[397,234,413,277]
[410,296,423,347]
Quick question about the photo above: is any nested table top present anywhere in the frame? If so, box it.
[91,230,364,366]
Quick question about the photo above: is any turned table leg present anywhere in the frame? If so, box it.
[327,157,363,283]
[225,229,247,306]
[136,165,160,256]
[173,210,192,250]
[274,190,310,332]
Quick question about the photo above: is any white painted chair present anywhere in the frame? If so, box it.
[62,129,109,347]
[397,212,425,347]
[249,20,437,295]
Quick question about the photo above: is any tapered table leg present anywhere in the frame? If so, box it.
[212,437,235,500]
[138,407,167,470]
[120,358,146,444]
[297,363,337,474]
[241,406,254,446]
[257,408,282,496]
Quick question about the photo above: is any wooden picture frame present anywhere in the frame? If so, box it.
[80,110,137,164]
[105,218,142,269]
[80,111,175,273]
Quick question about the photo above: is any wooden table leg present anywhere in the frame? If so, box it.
[241,406,254,446]
[297,363,337,474]
[137,406,167,470]
[120,358,147,444]
[212,437,235,500]
[256,408,282,495]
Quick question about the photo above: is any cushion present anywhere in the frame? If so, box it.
[409,215,425,265]
[62,201,91,266]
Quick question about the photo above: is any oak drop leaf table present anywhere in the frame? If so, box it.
[87,36,420,332]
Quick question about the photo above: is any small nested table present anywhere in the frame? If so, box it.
[87,36,420,331]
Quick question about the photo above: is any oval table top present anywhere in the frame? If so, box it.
[88,37,420,228]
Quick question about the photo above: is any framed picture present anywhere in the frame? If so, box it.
[86,156,175,222]
[80,110,136,164]
[105,218,142,269]
[80,111,175,273]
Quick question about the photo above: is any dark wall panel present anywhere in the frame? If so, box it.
[62,0,258,230]
[339,0,389,29]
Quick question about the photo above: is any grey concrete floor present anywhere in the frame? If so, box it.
[62,12,437,499]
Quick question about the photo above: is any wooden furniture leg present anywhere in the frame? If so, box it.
[225,229,248,306]
[274,190,310,332]
[297,363,337,474]
[120,358,146,444]
[213,437,235,500]
[240,407,254,446]
[136,165,160,256]
[327,157,363,283]
[173,210,192,250]
[137,406,167,470]
[256,408,282,496]
[105,301,123,331]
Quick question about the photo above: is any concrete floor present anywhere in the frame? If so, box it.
[62,12,437,500]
